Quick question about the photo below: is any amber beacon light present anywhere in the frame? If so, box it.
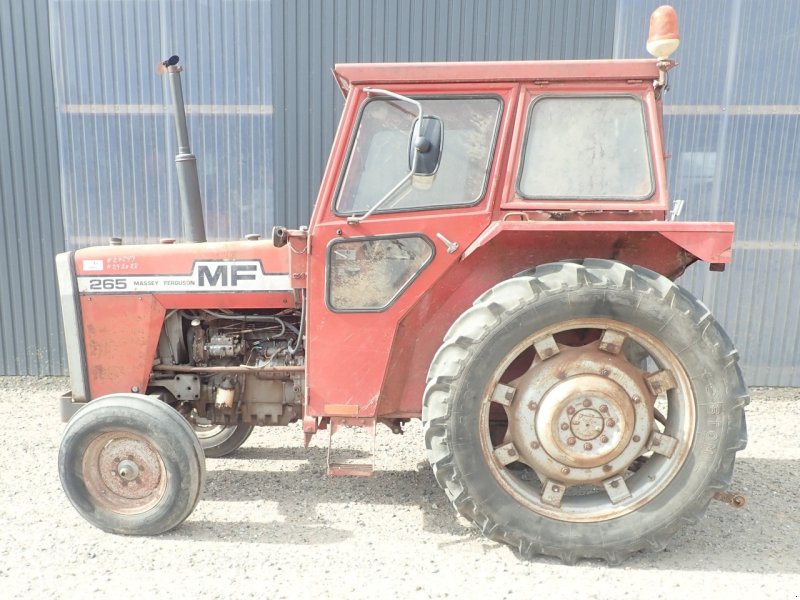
[647,5,680,60]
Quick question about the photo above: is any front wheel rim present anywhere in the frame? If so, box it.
[81,431,168,515]
[479,317,695,523]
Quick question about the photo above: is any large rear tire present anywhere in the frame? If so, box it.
[423,260,748,563]
[59,393,206,535]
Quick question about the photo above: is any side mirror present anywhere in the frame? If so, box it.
[408,116,443,176]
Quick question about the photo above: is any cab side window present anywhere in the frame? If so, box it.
[517,95,653,200]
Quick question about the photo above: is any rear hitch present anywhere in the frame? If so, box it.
[712,490,746,508]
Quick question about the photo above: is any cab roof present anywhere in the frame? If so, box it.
[333,59,664,96]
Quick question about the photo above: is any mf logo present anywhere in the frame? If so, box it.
[195,261,260,288]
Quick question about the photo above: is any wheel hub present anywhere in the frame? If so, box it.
[508,344,654,485]
[82,432,167,513]
[570,408,604,441]
[117,459,140,481]
[535,375,635,470]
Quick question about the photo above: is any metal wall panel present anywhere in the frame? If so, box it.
[0,0,66,375]
[615,0,800,384]
[49,0,274,247]
[32,0,612,377]
[270,0,616,227]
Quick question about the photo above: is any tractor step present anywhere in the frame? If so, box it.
[326,417,376,477]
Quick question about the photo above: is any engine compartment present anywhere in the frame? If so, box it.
[148,309,304,426]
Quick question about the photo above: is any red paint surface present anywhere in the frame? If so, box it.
[81,295,165,399]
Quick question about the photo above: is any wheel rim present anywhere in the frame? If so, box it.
[81,431,167,515]
[479,317,695,523]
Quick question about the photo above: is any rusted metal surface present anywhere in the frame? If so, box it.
[81,432,167,515]
[476,318,694,522]
[153,364,304,374]
[505,342,653,485]
[713,490,747,508]
[326,417,376,477]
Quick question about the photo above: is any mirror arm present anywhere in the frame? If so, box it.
[347,88,424,225]
[347,170,415,225]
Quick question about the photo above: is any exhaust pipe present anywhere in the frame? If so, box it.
[158,55,206,243]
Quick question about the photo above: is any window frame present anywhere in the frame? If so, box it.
[515,93,656,202]
[332,94,504,217]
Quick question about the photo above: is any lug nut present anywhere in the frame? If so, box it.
[611,480,620,488]
[531,442,540,450]
[583,442,593,450]
[561,467,570,475]
[600,435,609,443]
[603,464,613,472]
[566,406,576,415]
[632,395,641,404]
[567,437,576,446]
[600,368,610,377]
[633,435,641,443]
[560,422,569,431]
[607,419,616,427]
[528,400,538,411]
[582,399,592,407]
[599,405,608,413]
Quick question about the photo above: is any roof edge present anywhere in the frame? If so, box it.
[333,59,666,89]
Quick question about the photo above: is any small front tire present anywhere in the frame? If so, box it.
[59,393,206,535]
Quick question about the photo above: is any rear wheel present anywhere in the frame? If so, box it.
[423,260,748,563]
[59,393,205,535]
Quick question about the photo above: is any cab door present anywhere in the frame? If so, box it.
[305,85,516,420]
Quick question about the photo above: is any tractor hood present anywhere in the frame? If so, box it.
[70,240,293,296]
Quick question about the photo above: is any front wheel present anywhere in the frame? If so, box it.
[423,260,748,563]
[59,393,205,535]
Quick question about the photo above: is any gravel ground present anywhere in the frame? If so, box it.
[1,377,798,599]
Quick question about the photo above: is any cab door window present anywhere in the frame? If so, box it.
[327,235,434,312]
[335,96,502,214]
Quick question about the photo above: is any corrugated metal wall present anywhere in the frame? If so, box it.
[27,0,612,376]
[615,0,800,385]
[30,0,800,382]
[50,0,616,244]
[0,0,66,375]
[49,0,274,247]
[271,0,616,227]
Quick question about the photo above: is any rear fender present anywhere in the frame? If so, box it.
[463,220,734,274]
[377,220,735,418]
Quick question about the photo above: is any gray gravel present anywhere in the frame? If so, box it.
[1,377,798,599]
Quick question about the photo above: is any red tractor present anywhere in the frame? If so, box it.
[56,6,747,563]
